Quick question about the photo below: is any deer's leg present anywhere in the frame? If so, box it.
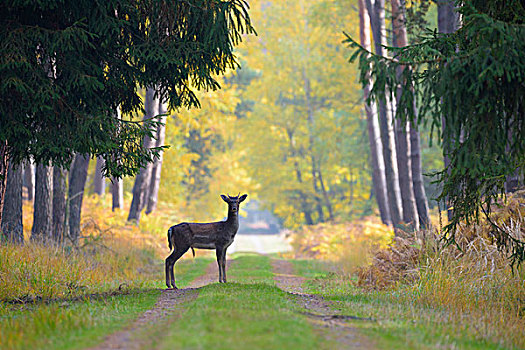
[221,249,228,283]
[216,248,223,283]
[166,246,189,289]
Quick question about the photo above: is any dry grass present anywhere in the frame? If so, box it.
[1,194,184,302]
[289,192,525,348]
[289,217,393,274]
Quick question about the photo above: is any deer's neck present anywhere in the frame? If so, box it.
[226,210,239,229]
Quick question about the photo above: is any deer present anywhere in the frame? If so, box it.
[165,193,248,289]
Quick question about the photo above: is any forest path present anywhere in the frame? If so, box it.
[271,258,376,350]
[87,260,228,350]
[227,232,292,255]
[87,255,375,350]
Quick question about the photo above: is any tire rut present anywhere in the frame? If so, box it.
[271,258,376,350]
[87,260,222,350]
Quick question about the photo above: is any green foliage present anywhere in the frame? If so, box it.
[0,0,254,177]
[345,2,525,264]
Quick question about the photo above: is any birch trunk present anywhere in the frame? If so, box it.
[366,0,403,227]
[359,0,391,225]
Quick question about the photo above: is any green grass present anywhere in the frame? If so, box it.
[157,254,328,350]
[291,259,516,350]
[0,257,211,350]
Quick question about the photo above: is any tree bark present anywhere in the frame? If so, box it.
[366,0,403,228]
[2,162,23,243]
[438,0,460,221]
[410,123,431,228]
[128,88,158,223]
[286,128,314,225]
[111,177,124,211]
[317,166,334,221]
[31,164,53,243]
[23,160,34,201]
[437,0,460,34]
[93,157,106,196]
[68,154,90,245]
[391,0,419,230]
[0,141,9,229]
[359,0,392,225]
[52,166,67,243]
[146,98,167,215]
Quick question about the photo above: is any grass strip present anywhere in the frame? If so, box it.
[158,254,325,350]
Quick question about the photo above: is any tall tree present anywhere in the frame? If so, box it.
[365,0,403,228]
[146,98,168,215]
[68,154,90,244]
[31,164,53,242]
[23,160,34,201]
[128,88,158,223]
[0,0,254,228]
[410,125,430,228]
[111,178,124,211]
[391,0,419,230]
[438,0,460,220]
[52,166,67,243]
[1,163,23,243]
[347,1,525,264]
[93,157,106,196]
[359,0,391,225]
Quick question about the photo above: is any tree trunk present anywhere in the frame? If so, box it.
[437,0,460,34]
[366,0,403,228]
[438,0,460,221]
[286,128,314,225]
[391,0,419,230]
[395,120,419,229]
[146,98,167,215]
[410,123,431,228]
[23,160,34,201]
[31,164,53,243]
[317,166,334,221]
[93,157,106,196]
[68,154,90,245]
[1,162,23,243]
[359,0,392,225]
[0,141,9,229]
[111,177,124,211]
[128,88,158,223]
[52,166,67,243]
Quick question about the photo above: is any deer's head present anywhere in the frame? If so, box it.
[221,193,248,213]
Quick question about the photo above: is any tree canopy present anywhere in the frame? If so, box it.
[346,1,525,264]
[0,0,254,177]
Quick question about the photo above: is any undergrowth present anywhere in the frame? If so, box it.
[2,194,186,302]
[290,191,525,349]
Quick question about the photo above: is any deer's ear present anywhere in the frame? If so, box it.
[239,194,248,203]
[220,194,229,203]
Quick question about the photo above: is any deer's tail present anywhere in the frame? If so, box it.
[167,227,173,251]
